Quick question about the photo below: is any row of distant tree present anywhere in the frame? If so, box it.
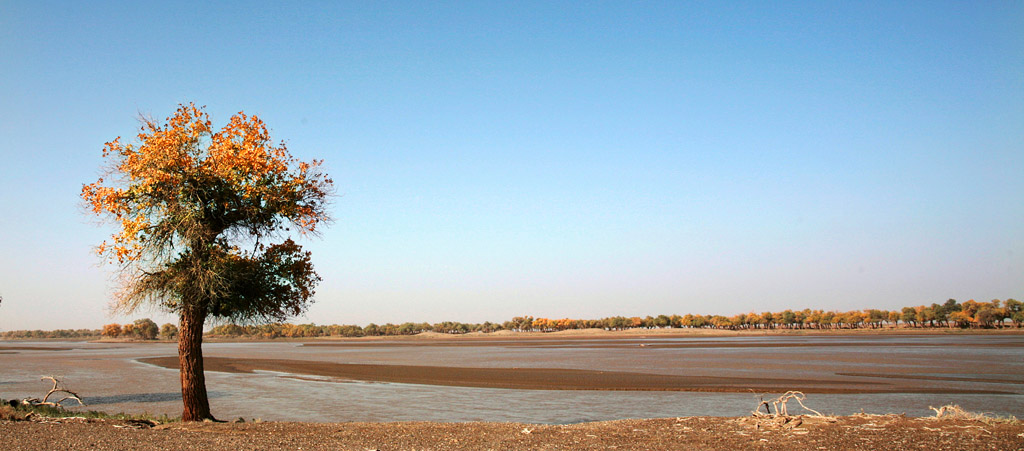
[0,319,176,340]
[1,298,1020,340]
[207,298,1023,339]
[0,328,102,339]
[100,319,178,340]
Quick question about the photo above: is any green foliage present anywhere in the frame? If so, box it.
[0,398,179,423]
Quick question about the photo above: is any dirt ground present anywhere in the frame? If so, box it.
[2,415,1022,450]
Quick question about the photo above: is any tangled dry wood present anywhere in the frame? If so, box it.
[742,391,838,434]
[18,376,86,408]
[752,391,828,418]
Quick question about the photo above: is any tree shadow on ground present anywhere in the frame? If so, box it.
[86,391,225,405]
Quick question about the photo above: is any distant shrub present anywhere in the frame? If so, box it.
[160,323,178,340]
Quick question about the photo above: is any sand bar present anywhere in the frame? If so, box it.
[139,356,1011,394]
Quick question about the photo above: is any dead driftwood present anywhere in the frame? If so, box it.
[753,391,825,418]
[19,376,86,408]
[737,391,836,434]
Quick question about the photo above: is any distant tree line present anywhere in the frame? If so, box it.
[0,318,175,340]
[0,318,180,340]
[205,298,1022,338]
[2,298,1020,339]
[0,328,102,339]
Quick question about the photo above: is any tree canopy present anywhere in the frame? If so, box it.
[82,103,332,320]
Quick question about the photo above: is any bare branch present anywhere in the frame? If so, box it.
[35,376,86,407]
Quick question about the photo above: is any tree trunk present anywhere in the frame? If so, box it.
[178,306,214,421]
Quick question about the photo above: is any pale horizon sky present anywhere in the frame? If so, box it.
[1,1,1022,330]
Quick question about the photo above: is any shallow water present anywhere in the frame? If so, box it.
[1,335,1022,423]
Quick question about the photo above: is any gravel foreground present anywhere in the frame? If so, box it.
[2,415,1022,450]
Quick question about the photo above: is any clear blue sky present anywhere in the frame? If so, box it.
[1,1,1021,330]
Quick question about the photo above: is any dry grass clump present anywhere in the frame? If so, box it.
[927,404,1018,424]
[0,403,31,421]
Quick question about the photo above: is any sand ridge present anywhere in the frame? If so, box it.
[139,355,1012,394]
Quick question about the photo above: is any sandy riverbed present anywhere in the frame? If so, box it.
[137,332,1024,395]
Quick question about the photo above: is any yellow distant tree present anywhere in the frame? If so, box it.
[102,323,122,338]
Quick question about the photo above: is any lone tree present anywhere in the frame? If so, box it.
[82,103,332,421]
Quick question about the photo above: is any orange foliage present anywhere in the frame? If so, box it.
[81,103,333,264]
[101,323,122,338]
